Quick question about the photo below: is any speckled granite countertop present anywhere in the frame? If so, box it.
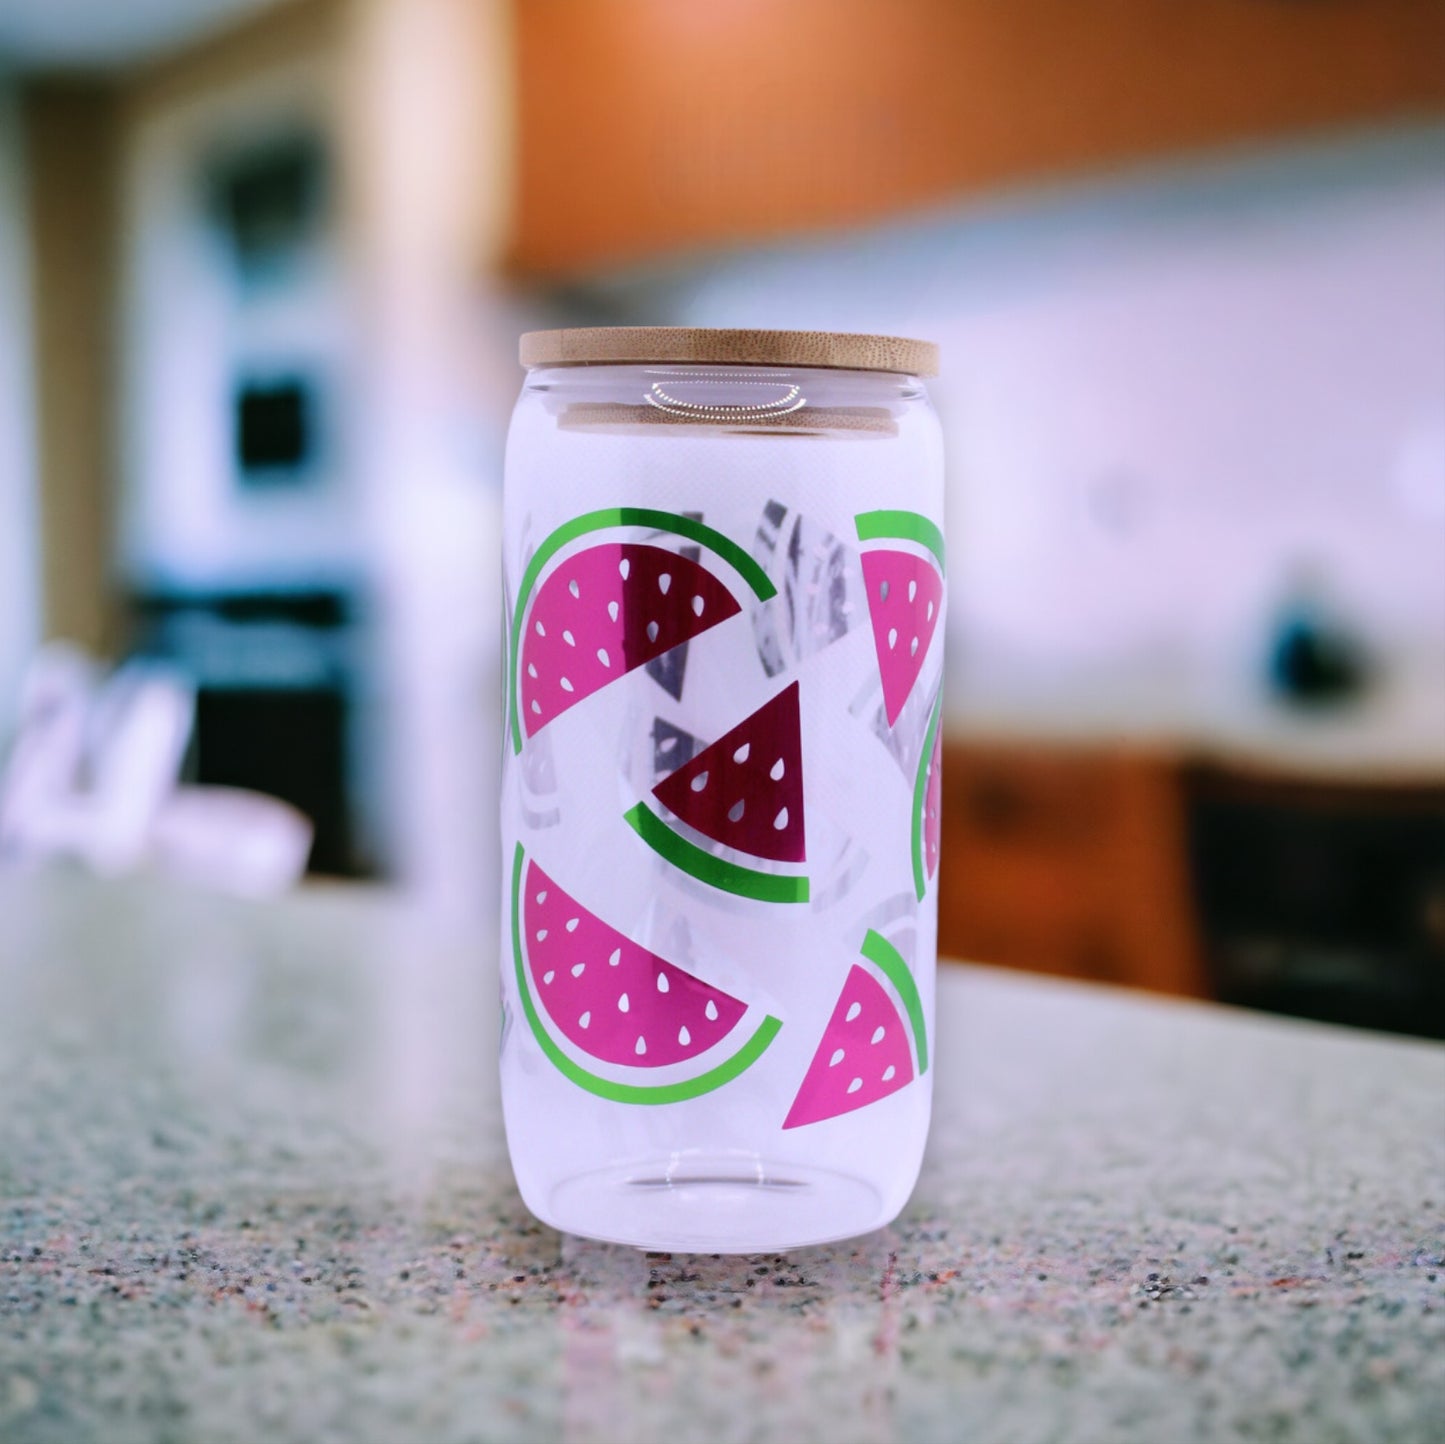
[2,871,1442,1444]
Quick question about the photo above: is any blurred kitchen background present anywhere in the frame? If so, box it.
[0,0,1442,1035]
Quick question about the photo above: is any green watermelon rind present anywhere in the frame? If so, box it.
[624,803,810,905]
[911,692,943,901]
[510,843,783,1103]
[859,928,929,1076]
[508,508,777,754]
[854,508,947,575]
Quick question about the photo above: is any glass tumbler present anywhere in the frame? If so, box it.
[500,328,944,1251]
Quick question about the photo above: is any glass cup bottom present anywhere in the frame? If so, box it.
[537,1153,889,1253]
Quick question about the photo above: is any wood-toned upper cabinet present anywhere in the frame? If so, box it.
[509,0,1445,274]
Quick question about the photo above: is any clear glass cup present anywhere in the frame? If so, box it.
[499,329,944,1251]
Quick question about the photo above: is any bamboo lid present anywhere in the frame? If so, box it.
[520,327,938,377]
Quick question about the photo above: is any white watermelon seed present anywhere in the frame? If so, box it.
[559,677,574,693]
[535,929,547,942]
[608,600,619,622]
[542,970,555,985]
[571,963,585,978]
[646,620,660,643]
[829,1047,845,1067]
[773,807,788,831]
[733,742,750,764]
[562,629,576,647]
[847,1077,863,1094]
[770,757,785,781]
[579,1010,591,1029]
[658,573,672,594]
[618,558,630,580]
[691,594,704,616]
[660,735,676,752]
[678,1025,691,1047]
[565,917,580,932]
[530,701,541,715]
[527,663,537,679]
[880,579,890,601]
[910,636,919,657]
[728,799,745,822]
[656,972,669,994]
[618,992,630,1013]
[690,770,709,793]
[882,1064,896,1082]
[871,1025,886,1045]
[926,601,935,622]
[635,1036,647,1056]
[908,579,917,603]
[887,626,898,650]
[535,890,547,904]
[568,577,580,599]
[596,647,610,668]
[845,1001,862,1022]
[535,619,546,636]
[608,948,621,967]
[705,1000,718,1021]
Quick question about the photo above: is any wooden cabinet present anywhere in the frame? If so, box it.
[510,0,1445,274]
[936,741,1207,997]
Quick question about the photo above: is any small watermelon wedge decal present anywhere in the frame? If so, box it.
[509,509,775,752]
[511,845,782,1103]
[625,683,809,903]
[783,930,927,1130]
[855,509,945,728]
[652,682,806,863]
[911,694,943,900]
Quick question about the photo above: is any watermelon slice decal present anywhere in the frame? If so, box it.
[511,844,782,1103]
[624,683,810,903]
[855,509,946,728]
[783,930,928,1129]
[912,693,943,900]
[509,509,775,752]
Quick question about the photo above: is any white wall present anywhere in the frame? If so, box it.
[0,73,41,742]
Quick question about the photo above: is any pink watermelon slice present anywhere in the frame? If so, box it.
[508,508,776,753]
[783,930,928,1130]
[651,682,806,863]
[510,845,782,1103]
[911,694,943,900]
[854,509,946,728]
[624,684,810,903]
[520,544,740,735]
[860,550,944,727]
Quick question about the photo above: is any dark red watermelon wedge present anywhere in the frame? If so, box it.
[520,543,740,736]
[651,682,806,863]
[860,550,943,727]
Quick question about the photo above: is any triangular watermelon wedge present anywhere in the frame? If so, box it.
[651,682,806,863]
[860,550,944,728]
[521,543,740,736]
[508,508,776,753]
[783,930,928,1129]
[510,845,782,1104]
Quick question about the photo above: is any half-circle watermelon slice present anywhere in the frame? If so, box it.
[855,509,946,728]
[783,930,928,1130]
[624,683,810,904]
[509,508,775,752]
[510,844,781,1103]
[911,693,943,900]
